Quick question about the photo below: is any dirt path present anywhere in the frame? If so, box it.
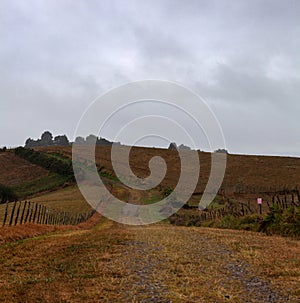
[122,226,290,303]
[0,222,298,302]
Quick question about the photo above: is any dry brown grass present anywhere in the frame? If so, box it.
[0,152,48,186]
[0,218,131,303]
[30,185,92,213]
[0,222,299,302]
[204,227,300,300]
[37,145,300,203]
[0,213,102,244]
[125,226,294,302]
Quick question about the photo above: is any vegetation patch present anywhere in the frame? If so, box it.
[14,147,74,181]
[170,206,300,238]
[141,195,162,205]
[0,184,18,204]
[12,173,69,199]
[259,205,300,237]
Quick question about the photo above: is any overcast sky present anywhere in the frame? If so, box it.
[1,0,299,156]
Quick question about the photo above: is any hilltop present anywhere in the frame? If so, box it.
[35,145,300,196]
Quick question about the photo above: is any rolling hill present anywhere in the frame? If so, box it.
[0,151,48,186]
[35,145,300,197]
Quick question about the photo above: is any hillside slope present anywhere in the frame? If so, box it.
[0,152,48,186]
[36,145,300,196]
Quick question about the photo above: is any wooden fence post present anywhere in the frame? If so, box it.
[24,201,30,224]
[241,203,244,216]
[38,205,43,224]
[2,200,9,226]
[54,212,59,225]
[36,204,41,224]
[45,209,49,225]
[283,195,287,209]
[41,206,46,224]
[20,201,27,225]
[14,201,21,225]
[50,211,54,225]
[291,193,296,207]
[9,201,17,226]
[297,190,300,205]
[32,203,39,223]
[29,202,34,223]
[48,211,52,225]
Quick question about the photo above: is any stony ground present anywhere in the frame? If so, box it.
[121,226,291,303]
[0,219,299,302]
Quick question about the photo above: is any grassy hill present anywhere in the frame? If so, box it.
[30,185,92,213]
[1,145,300,233]
[0,151,48,186]
[36,145,300,197]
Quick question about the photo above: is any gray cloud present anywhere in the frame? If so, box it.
[0,0,299,156]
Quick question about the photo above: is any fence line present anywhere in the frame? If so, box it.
[197,190,300,222]
[1,200,95,227]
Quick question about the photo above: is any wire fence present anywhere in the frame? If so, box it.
[1,200,95,227]
[198,190,300,222]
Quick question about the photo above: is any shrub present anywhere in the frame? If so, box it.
[259,205,300,237]
[0,184,18,203]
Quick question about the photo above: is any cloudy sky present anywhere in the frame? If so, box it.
[1,0,299,156]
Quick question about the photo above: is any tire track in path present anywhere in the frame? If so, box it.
[120,225,291,303]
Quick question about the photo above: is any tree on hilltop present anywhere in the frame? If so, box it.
[214,148,228,154]
[41,131,53,146]
[75,136,85,144]
[53,135,69,146]
[86,134,97,145]
[25,131,70,147]
[168,142,178,150]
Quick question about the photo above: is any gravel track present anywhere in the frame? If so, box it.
[119,227,291,303]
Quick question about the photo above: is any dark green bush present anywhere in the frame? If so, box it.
[260,205,300,237]
[0,184,18,203]
[169,203,300,237]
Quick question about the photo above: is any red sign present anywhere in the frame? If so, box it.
[257,198,262,204]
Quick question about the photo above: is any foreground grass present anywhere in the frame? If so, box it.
[0,222,299,302]
[0,219,132,303]
[213,228,300,299]
[128,226,299,302]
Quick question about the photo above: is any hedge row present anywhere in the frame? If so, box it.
[14,147,74,181]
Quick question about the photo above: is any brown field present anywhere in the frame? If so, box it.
[30,185,92,213]
[37,145,300,198]
[0,213,101,244]
[0,219,299,302]
[0,151,48,186]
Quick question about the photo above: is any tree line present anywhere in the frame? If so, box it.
[25,131,114,148]
[25,131,70,147]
